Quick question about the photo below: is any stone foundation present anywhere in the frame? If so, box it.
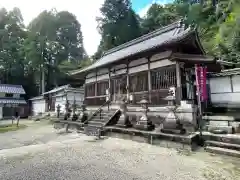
[103,126,199,151]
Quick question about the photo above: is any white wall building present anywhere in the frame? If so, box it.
[209,68,240,108]
[0,84,26,119]
[29,84,84,116]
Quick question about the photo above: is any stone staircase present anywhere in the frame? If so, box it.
[202,115,237,134]
[203,133,240,158]
[84,110,120,136]
[202,114,240,157]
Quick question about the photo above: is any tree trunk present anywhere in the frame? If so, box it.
[41,67,45,94]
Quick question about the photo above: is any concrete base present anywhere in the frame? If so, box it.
[134,120,154,131]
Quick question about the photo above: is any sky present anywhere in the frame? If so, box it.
[0,0,173,56]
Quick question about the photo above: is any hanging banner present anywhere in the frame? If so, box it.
[195,65,207,102]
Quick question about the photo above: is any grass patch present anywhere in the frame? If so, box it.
[0,124,27,133]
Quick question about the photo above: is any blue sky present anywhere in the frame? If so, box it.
[132,0,174,12]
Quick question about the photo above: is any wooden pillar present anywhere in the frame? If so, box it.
[83,77,86,103]
[95,71,97,105]
[147,57,151,102]
[95,71,97,96]
[126,62,130,101]
[108,68,111,100]
[230,75,234,93]
[176,62,182,104]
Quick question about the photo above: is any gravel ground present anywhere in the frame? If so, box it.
[0,121,73,150]
[0,121,239,180]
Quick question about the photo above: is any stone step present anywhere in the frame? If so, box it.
[88,121,104,126]
[91,117,108,123]
[202,133,240,145]
[205,146,240,158]
[205,140,240,151]
[94,116,111,121]
[203,115,235,121]
[94,114,112,119]
[206,125,233,134]
[84,125,101,136]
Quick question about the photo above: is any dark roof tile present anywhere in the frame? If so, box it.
[0,84,25,94]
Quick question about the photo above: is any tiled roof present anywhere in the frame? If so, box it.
[71,20,203,76]
[0,98,26,104]
[29,96,44,101]
[0,84,26,94]
[42,84,70,95]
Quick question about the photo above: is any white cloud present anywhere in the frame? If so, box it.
[138,0,171,18]
[0,0,104,56]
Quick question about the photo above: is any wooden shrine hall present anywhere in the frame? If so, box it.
[72,20,215,106]
[69,20,217,143]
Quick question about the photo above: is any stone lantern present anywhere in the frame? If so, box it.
[135,97,154,131]
[116,100,131,127]
[72,99,77,115]
[64,100,71,120]
[56,104,61,118]
[79,104,87,122]
[71,99,78,121]
[161,87,185,134]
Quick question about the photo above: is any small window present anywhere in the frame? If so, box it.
[6,93,13,97]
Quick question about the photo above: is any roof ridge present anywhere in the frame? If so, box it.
[103,19,183,57]
[0,84,23,87]
[52,84,70,89]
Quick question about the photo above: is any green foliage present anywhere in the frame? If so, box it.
[142,3,179,33]
[215,3,240,62]
[95,0,141,58]
[0,124,27,133]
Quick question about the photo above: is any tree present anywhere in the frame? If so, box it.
[0,7,87,97]
[0,8,26,84]
[55,11,87,64]
[26,10,86,92]
[96,0,141,57]
[141,3,179,34]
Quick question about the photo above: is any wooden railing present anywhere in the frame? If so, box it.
[149,89,169,105]
[129,89,169,106]
[84,95,108,106]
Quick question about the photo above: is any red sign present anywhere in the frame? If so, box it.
[195,65,207,102]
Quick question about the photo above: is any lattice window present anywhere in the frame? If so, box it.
[129,71,148,92]
[97,81,109,96]
[112,75,127,94]
[85,84,95,97]
[151,66,176,90]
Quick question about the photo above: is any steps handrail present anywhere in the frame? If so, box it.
[83,100,110,124]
